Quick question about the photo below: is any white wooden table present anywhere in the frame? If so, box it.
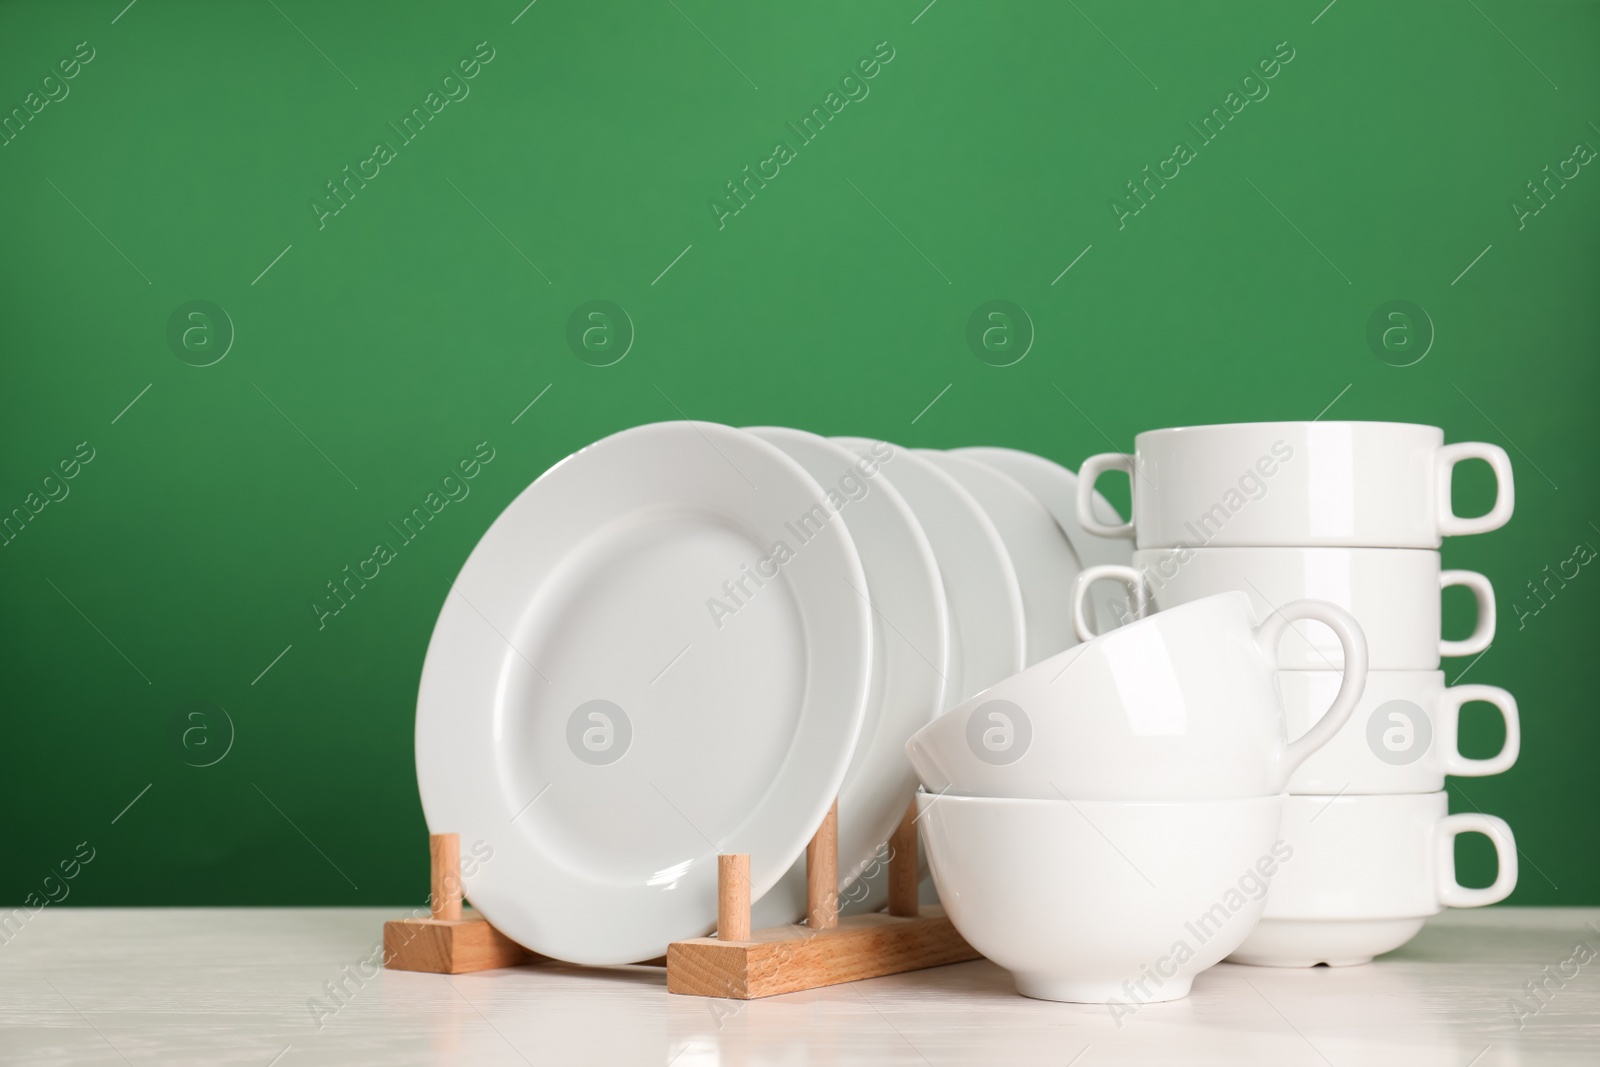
[2,907,1596,1064]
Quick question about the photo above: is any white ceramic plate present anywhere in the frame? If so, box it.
[744,429,948,925]
[952,447,1129,569]
[415,422,872,965]
[835,439,1025,706]
[918,451,1083,666]
[953,447,1131,635]
[831,438,1024,914]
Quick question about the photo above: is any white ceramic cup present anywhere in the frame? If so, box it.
[1226,792,1517,967]
[918,791,1285,1003]
[1076,421,1514,549]
[906,591,1368,800]
[1073,547,1494,670]
[1281,671,1519,794]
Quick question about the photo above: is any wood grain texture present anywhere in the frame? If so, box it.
[666,907,980,999]
[717,854,751,942]
[428,833,462,921]
[382,912,531,974]
[888,801,919,918]
[806,799,839,931]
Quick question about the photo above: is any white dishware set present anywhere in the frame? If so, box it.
[1069,422,1520,969]
[414,423,1119,965]
[412,418,1520,1001]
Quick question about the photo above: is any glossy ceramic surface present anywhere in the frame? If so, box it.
[415,422,872,965]
[836,440,1025,706]
[918,450,1082,666]
[1077,421,1514,549]
[908,591,1368,800]
[1227,793,1517,967]
[1281,670,1519,794]
[918,792,1286,1003]
[1079,547,1495,670]
[745,428,948,924]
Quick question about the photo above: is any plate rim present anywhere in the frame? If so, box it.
[834,438,1025,704]
[744,427,950,919]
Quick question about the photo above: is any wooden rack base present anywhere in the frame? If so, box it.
[384,801,979,997]
[383,910,533,974]
[666,801,979,998]
[382,832,535,974]
[665,906,974,999]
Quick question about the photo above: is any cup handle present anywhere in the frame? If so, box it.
[1436,443,1515,538]
[1439,570,1496,658]
[1076,454,1137,540]
[1441,685,1520,777]
[1435,812,1518,908]
[1071,565,1146,642]
[1256,599,1369,788]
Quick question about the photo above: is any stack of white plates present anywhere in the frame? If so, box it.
[414,422,1128,965]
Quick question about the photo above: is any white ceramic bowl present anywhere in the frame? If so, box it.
[907,591,1366,800]
[917,791,1286,1003]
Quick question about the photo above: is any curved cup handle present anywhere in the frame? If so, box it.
[1076,454,1137,540]
[1440,570,1496,658]
[1436,443,1515,538]
[1071,565,1146,643]
[1256,599,1369,788]
[1442,685,1520,778]
[1435,812,1518,908]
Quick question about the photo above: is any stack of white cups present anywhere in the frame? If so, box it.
[1072,421,1521,967]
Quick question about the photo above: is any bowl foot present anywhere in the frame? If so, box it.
[1013,973,1193,1004]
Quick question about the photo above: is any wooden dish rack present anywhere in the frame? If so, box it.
[383,799,979,998]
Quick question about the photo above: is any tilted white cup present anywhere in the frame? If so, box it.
[1281,670,1519,794]
[907,591,1368,801]
[1074,547,1494,670]
[918,791,1286,1003]
[1076,421,1514,549]
[1227,792,1517,967]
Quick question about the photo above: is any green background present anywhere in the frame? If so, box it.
[2,0,1595,907]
